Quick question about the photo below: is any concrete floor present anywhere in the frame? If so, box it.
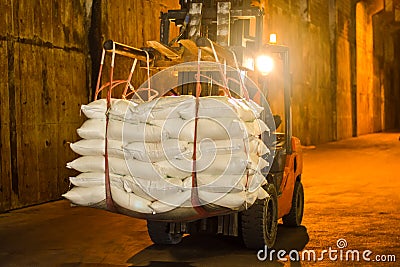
[0,132,399,267]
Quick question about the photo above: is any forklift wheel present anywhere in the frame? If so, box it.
[241,184,278,249]
[282,180,304,227]
[147,220,183,245]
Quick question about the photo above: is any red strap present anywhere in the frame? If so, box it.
[104,66,116,212]
[104,117,116,212]
[190,56,234,218]
[190,58,207,216]
[240,135,251,190]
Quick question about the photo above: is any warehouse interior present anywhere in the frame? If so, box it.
[3,0,398,212]
[0,0,400,266]
[0,1,399,264]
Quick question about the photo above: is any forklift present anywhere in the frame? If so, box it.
[100,0,304,249]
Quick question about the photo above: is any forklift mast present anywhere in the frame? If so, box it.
[157,1,292,155]
[160,0,263,56]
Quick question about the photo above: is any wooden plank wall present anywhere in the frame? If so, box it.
[267,0,334,145]
[0,0,90,212]
[96,0,180,98]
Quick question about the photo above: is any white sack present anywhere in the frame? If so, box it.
[108,119,167,142]
[127,95,194,122]
[256,187,269,200]
[246,99,265,117]
[154,160,192,179]
[183,172,267,194]
[108,99,138,122]
[62,186,105,206]
[178,138,269,158]
[111,184,153,214]
[76,119,167,142]
[187,174,247,193]
[81,98,139,121]
[80,99,110,119]
[66,156,131,175]
[248,137,270,156]
[245,119,270,136]
[67,155,190,179]
[77,119,106,139]
[123,159,190,180]
[69,172,123,187]
[176,139,246,158]
[120,178,155,201]
[248,155,269,174]
[150,190,192,213]
[245,187,269,206]
[123,139,188,162]
[247,171,268,193]
[194,139,245,155]
[70,139,124,158]
[151,117,248,141]
[156,152,249,176]
[152,118,268,142]
[190,118,247,140]
[179,96,263,122]
[134,95,193,111]
[198,186,268,209]
[235,98,264,122]
[122,176,183,201]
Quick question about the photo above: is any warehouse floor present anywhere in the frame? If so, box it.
[0,132,399,267]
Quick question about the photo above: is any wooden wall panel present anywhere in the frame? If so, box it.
[9,47,87,210]
[0,41,12,211]
[55,50,87,196]
[15,43,39,206]
[336,36,353,140]
[51,0,65,47]
[37,124,59,202]
[0,0,89,212]
[356,2,375,135]
[14,0,35,39]
[268,0,333,145]
[335,1,353,140]
[0,0,13,214]
[44,49,62,201]
[70,0,88,49]
[0,0,12,35]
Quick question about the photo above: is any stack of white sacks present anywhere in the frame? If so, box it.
[63,95,271,215]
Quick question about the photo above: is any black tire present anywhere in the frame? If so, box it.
[282,180,304,227]
[241,184,278,249]
[147,220,183,245]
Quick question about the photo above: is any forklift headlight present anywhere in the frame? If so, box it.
[256,55,274,76]
[269,33,277,44]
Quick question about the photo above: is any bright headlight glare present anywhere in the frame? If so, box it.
[256,55,274,76]
[269,33,277,44]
